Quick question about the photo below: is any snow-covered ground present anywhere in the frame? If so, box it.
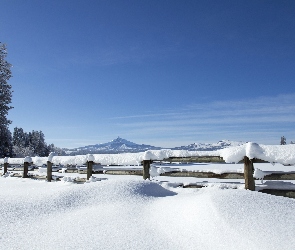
[1,161,295,250]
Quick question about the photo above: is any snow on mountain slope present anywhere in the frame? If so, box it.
[67,137,161,155]
[173,140,246,151]
[66,138,245,155]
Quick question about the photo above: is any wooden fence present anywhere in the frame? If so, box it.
[1,156,295,198]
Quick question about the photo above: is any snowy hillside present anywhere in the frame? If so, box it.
[173,140,246,151]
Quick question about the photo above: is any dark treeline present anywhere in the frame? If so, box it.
[12,127,65,157]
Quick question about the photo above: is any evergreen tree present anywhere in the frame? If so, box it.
[280,136,286,145]
[47,143,66,156]
[25,130,47,157]
[0,42,13,157]
[13,127,27,147]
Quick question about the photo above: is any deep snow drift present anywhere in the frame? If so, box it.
[0,177,294,250]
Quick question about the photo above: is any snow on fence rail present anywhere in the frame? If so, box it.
[1,142,295,190]
[1,142,294,166]
[0,150,218,166]
[219,142,295,165]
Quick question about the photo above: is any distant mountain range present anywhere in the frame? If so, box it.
[172,140,245,151]
[65,137,245,155]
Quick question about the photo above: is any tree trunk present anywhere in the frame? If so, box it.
[47,161,52,182]
[143,160,150,180]
[244,156,255,191]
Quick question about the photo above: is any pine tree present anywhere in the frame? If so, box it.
[12,127,66,157]
[280,136,286,145]
[0,42,13,157]
[13,127,26,147]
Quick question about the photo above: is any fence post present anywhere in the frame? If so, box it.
[23,156,32,178]
[143,160,150,180]
[3,162,8,175]
[244,156,255,191]
[47,161,52,182]
[3,157,9,175]
[87,160,93,180]
[87,154,95,180]
[47,152,56,182]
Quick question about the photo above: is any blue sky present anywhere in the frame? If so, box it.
[1,0,295,148]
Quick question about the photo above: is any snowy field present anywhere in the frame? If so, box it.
[1,161,295,250]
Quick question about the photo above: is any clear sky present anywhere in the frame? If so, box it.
[1,0,295,148]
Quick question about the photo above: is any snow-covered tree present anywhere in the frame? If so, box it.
[0,42,13,157]
[13,127,27,147]
[280,136,286,145]
[29,130,46,156]
[47,143,66,156]
[12,127,66,157]
[12,145,34,158]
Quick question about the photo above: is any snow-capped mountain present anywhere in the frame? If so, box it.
[65,137,245,155]
[172,140,246,151]
[66,137,161,155]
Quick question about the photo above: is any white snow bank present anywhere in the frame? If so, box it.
[0,178,294,250]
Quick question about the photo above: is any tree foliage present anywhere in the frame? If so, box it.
[280,136,286,145]
[0,42,13,157]
[12,127,66,157]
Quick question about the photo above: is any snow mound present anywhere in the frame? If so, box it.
[130,180,177,197]
[0,178,294,249]
[151,187,295,250]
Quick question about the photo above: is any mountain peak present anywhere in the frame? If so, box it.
[112,136,125,143]
[65,138,245,155]
[67,137,161,155]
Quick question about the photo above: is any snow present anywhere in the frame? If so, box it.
[48,152,56,162]
[87,153,95,162]
[1,142,295,167]
[24,156,33,163]
[0,173,294,250]
[253,168,269,183]
[1,142,295,249]
[220,142,295,165]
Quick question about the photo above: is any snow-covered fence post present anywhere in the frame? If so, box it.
[143,151,153,180]
[3,157,9,175]
[47,161,52,182]
[23,156,32,178]
[47,153,55,182]
[87,154,95,180]
[143,160,151,180]
[244,156,255,191]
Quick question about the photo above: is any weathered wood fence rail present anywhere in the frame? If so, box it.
[1,153,295,198]
[1,157,295,184]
